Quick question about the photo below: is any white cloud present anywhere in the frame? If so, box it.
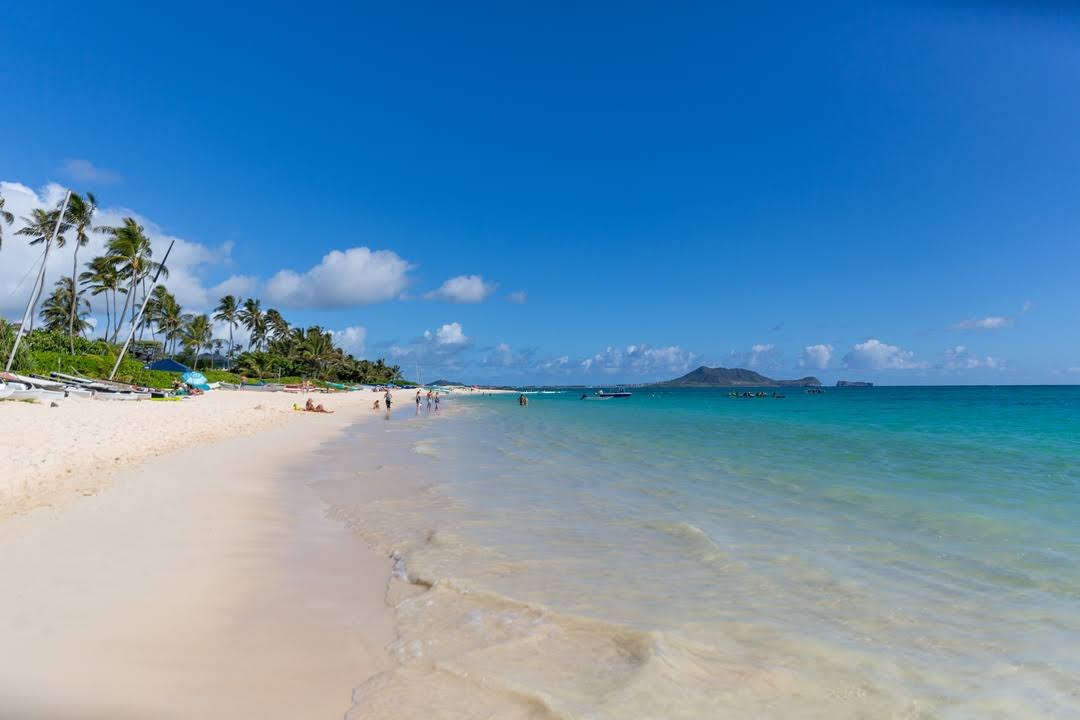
[540,355,570,370]
[60,158,120,184]
[951,302,1032,331]
[842,339,928,370]
[0,181,233,325]
[728,343,779,369]
[330,325,367,357]
[424,274,496,304]
[506,291,528,304]
[951,316,1011,330]
[210,275,258,299]
[942,345,1004,370]
[265,247,413,309]
[580,344,697,376]
[798,344,833,370]
[424,322,470,346]
[482,342,535,368]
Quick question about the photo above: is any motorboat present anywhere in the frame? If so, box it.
[595,388,632,398]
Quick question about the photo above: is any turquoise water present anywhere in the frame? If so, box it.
[338,387,1080,719]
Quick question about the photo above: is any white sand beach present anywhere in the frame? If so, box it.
[0,387,423,718]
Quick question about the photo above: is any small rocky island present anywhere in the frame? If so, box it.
[836,380,873,387]
[654,366,822,388]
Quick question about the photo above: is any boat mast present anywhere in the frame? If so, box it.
[108,241,174,380]
[5,190,72,372]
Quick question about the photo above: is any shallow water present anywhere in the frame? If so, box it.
[325,387,1080,719]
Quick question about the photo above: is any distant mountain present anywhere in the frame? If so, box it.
[836,380,873,387]
[653,366,821,388]
[431,378,467,386]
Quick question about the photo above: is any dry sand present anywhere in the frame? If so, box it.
[0,387,405,519]
[0,387,432,718]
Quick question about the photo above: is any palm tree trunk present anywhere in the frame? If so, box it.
[69,245,80,354]
[228,325,234,370]
[115,274,135,344]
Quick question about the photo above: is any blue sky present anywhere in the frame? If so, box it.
[2,1,1079,384]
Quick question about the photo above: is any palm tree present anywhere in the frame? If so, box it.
[183,314,213,370]
[213,295,240,369]
[79,255,126,341]
[299,326,338,378]
[97,217,167,341]
[64,192,97,353]
[265,308,290,342]
[153,290,184,357]
[239,297,266,352]
[0,191,14,252]
[40,277,91,335]
[16,207,71,331]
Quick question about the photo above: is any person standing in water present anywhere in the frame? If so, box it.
[434,391,440,413]
[427,389,433,411]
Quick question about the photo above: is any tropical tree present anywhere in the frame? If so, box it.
[64,192,97,352]
[298,326,339,378]
[265,308,289,342]
[0,191,14,252]
[183,314,213,370]
[239,297,266,351]
[40,277,91,335]
[15,206,71,331]
[213,295,240,368]
[97,217,167,341]
[152,290,185,357]
[79,255,126,341]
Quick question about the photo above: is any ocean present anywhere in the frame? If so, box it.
[318,386,1080,719]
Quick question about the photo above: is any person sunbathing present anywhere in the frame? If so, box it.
[306,398,333,413]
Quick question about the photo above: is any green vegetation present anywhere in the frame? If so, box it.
[1,190,403,386]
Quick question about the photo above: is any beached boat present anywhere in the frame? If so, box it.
[1,371,65,391]
[92,390,151,401]
[0,382,13,400]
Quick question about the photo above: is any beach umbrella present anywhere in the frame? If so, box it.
[181,371,208,387]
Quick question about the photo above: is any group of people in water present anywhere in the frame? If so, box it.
[518,394,529,406]
[372,388,441,415]
[728,391,785,399]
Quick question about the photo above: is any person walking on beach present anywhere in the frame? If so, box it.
[415,389,422,414]
[427,390,433,411]
[384,389,393,414]
[434,391,440,413]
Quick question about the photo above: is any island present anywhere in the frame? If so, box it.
[836,380,873,387]
[650,366,821,388]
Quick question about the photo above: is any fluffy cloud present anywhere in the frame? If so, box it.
[0,181,244,324]
[390,323,474,376]
[424,322,470,346]
[329,325,367,356]
[798,344,833,370]
[482,342,536,368]
[842,339,928,370]
[728,343,779,370]
[60,158,120,184]
[265,247,413,309]
[580,344,697,376]
[506,291,528,304]
[424,274,496,304]
[942,345,1004,370]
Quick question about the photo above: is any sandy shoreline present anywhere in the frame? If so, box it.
[0,387,432,718]
[0,388,421,519]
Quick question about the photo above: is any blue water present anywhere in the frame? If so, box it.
[341,387,1080,719]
